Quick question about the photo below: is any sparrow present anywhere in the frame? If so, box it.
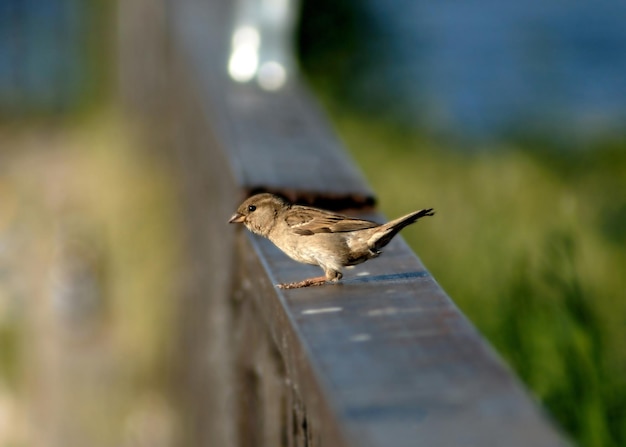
[229,193,434,289]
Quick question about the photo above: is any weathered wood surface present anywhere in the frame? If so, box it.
[236,227,569,447]
[121,0,571,445]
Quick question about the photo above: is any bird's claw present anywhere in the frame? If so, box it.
[276,277,328,289]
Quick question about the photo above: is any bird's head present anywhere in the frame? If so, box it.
[229,193,289,237]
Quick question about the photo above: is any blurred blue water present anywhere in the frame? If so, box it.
[359,0,626,140]
[0,0,89,115]
[2,0,624,140]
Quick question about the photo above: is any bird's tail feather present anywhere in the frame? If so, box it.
[369,208,434,250]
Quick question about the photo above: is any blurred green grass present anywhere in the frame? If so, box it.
[0,110,180,446]
[322,111,626,447]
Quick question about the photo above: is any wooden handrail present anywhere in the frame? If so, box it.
[120,1,571,445]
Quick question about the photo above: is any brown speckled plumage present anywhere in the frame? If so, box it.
[229,193,434,289]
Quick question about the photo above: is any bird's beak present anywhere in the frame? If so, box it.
[229,213,245,224]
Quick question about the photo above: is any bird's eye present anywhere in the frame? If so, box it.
[248,205,256,212]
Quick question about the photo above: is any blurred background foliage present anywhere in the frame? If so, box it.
[0,113,181,446]
[0,1,180,446]
[0,0,624,446]
[298,1,626,446]
[0,113,182,446]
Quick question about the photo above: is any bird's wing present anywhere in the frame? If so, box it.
[285,207,379,235]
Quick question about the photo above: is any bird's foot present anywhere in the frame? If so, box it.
[277,276,328,289]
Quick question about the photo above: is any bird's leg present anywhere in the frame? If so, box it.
[276,269,342,290]
[276,276,327,289]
